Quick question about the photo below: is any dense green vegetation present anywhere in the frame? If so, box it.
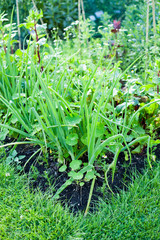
[0,0,145,37]
[0,0,160,237]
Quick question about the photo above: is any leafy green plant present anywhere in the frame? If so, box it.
[0,6,160,216]
[6,149,25,170]
[19,9,49,71]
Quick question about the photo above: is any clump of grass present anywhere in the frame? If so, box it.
[81,162,160,239]
[0,149,160,239]
[0,159,84,239]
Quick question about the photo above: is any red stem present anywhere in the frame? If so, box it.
[34,23,44,71]
[34,23,41,64]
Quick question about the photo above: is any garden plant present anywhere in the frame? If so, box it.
[0,0,160,223]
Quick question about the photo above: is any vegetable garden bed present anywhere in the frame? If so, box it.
[0,1,160,217]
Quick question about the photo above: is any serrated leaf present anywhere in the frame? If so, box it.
[26,22,35,29]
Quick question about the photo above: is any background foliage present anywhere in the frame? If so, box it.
[83,0,144,20]
[0,0,145,38]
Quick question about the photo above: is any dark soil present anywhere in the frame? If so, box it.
[3,138,160,213]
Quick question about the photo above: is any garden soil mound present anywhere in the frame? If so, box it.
[4,140,160,213]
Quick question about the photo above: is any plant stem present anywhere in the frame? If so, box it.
[145,0,149,84]
[34,23,44,71]
[16,0,21,49]
[80,0,85,21]
[31,0,50,40]
[34,24,40,64]
[146,0,149,44]
[84,176,96,216]
[151,0,156,43]
[151,0,159,93]
[78,0,81,49]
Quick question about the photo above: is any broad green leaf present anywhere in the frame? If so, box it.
[68,171,83,180]
[0,129,9,141]
[65,114,81,125]
[15,49,23,57]
[18,155,26,160]
[11,115,18,124]
[145,102,158,114]
[150,139,160,146]
[96,122,105,137]
[85,171,95,181]
[131,145,141,154]
[37,38,46,46]
[142,84,154,91]
[80,182,84,187]
[70,160,82,170]
[59,165,67,172]
[66,133,78,146]
[134,125,145,135]
[81,134,88,145]
[26,22,35,29]
[125,135,134,142]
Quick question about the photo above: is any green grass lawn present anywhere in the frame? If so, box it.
[0,158,160,240]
